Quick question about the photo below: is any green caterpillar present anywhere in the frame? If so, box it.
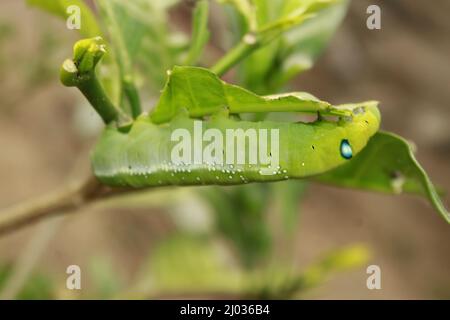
[92,101,380,188]
[61,38,380,188]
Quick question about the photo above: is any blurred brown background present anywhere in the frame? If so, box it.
[0,0,449,299]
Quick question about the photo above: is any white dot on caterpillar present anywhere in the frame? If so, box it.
[301,162,305,166]
[229,176,233,179]
[196,177,201,181]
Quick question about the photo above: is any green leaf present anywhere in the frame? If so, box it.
[316,131,450,223]
[97,0,144,117]
[213,0,341,79]
[227,0,349,93]
[26,0,101,38]
[184,0,210,66]
[275,0,349,82]
[150,66,361,124]
[218,0,258,31]
[96,0,186,102]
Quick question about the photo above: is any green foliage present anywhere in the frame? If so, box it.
[95,0,187,116]
[96,0,143,118]
[212,0,323,77]
[257,244,370,298]
[317,132,450,222]
[221,0,348,92]
[29,0,187,119]
[269,0,349,90]
[96,0,186,94]
[134,235,370,298]
[61,36,128,124]
[150,66,362,124]
[201,186,273,267]
[142,234,242,294]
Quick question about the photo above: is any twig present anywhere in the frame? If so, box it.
[211,10,313,77]
[0,174,131,237]
[211,35,259,77]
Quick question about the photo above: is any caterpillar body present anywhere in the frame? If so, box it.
[92,103,380,188]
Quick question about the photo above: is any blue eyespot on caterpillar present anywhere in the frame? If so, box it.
[340,139,353,159]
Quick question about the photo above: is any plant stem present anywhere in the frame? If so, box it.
[211,35,259,77]
[77,74,120,124]
[60,37,131,125]
[0,175,99,236]
[123,78,142,119]
[0,175,133,237]
[211,7,316,77]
